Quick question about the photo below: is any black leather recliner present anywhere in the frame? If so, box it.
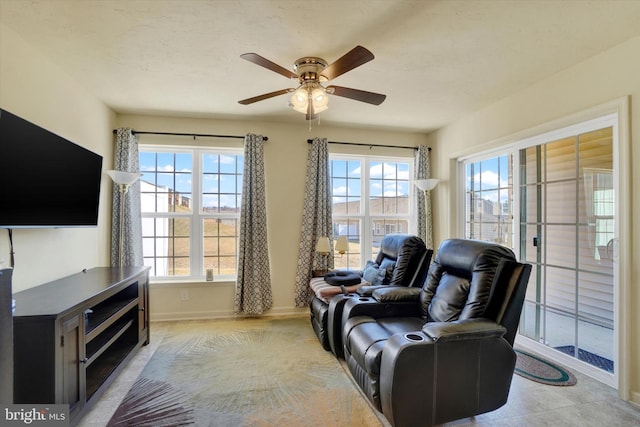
[341,239,531,427]
[310,234,432,356]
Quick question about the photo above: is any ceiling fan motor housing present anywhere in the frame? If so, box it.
[293,57,329,83]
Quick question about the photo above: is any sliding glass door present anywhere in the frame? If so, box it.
[519,126,615,378]
[462,115,618,386]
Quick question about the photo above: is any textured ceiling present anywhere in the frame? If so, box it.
[2,0,640,132]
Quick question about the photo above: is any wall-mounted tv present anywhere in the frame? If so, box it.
[0,109,103,228]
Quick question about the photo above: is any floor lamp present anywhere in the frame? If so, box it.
[106,170,142,268]
[413,178,439,250]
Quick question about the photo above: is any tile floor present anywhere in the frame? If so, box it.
[77,319,640,427]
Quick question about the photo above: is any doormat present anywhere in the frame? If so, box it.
[514,349,577,386]
[555,345,614,373]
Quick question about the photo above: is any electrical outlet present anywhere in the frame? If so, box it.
[180,290,189,301]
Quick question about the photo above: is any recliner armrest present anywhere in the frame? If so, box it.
[372,286,421,302]
[341,294,422,322]
[357,285,385,296]
[423,318,507,343]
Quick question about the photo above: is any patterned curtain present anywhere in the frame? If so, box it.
[234,134,273,315]
[415,146,434,250]
[111,128,143,267]
[294,137,333,308]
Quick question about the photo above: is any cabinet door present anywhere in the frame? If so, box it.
[61,313,85,415]
[0,268,13,403]
[138,278,150,345]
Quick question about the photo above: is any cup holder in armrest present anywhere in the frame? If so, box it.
[404,333,425,342]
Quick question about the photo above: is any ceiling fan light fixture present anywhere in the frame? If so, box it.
[311,87,329,113]
[290,87,309,113]
[290,85,329,115]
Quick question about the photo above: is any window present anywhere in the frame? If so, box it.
[330,155,413,269]
[464,154,514,247]
[139,147,243,280]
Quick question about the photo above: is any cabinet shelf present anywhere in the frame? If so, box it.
[86,317,134,365]
[86,298,138,343]
[86,325,138,400]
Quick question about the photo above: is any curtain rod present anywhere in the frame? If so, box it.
[112,129,268,141]
[306,139,428,151]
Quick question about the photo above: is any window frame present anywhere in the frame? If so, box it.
[139,145,244,282]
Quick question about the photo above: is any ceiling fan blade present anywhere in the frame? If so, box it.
[321,46,375,81]
[238,88,293,105]
[240,53,298,79]
[326,85,386,105]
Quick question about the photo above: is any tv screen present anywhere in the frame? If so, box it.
[0,109,103,228]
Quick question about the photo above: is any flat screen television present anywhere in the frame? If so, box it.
[0,109,103,228]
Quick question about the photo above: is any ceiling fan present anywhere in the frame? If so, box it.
[238,45,386,120]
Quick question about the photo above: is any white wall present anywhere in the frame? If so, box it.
[117,114,428,320]
[0,23,115,291]
[429,36,640,405]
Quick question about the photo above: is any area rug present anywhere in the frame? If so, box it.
[107,317,383,426]
[555,345,614,373]
[514,349,577,386]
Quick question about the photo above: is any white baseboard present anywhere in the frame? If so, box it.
[150,306,308,322]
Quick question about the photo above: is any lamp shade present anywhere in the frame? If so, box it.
[414,178,440,191]
[106,170,142,185]
[335,236,349,254]
[315,236,331,254]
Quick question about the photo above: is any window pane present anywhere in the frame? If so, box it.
[370,161,383,178]
[546,137,576,181]
[141,217,190,277]
[464,154,513,247]
[140,152,193,214]
[333,221,361,270]
[348,160,361,177]
[372,218,409,245]
[203,218,238,276]
[332,160,347,177]
[371,162,410,216]
[332,159,362,215]
[202,153,242,215]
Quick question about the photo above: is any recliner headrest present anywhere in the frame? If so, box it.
[434,239,515,280]
[419,239,516,322]
[375,234,424,263]
[373,234,431,288]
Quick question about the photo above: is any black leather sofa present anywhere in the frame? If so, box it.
[309,234,432,356]
[340,239,531,427]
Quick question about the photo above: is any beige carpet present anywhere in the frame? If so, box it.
[108,316,383,426]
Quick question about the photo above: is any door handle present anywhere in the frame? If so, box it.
[606,238,615,261]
